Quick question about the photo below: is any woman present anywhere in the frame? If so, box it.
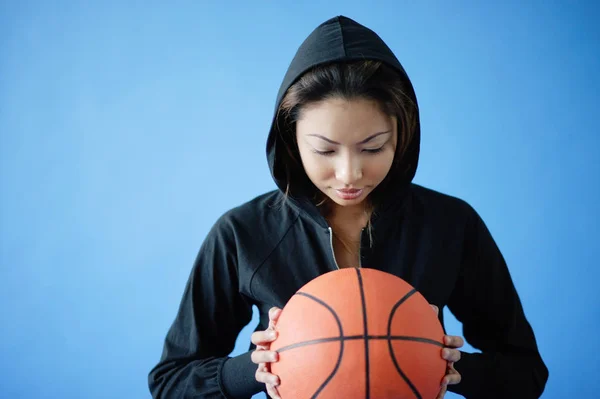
[148,16,548,399]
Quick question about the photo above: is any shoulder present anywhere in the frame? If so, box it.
[211,189,298,241]
[409,184,494,242]
[220,190,293,224]
[409,183,477,219]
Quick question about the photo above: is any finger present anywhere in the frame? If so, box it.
[436,383,447,399]
[430,304,439,316]
[251,349,279,365]
[443,371,462,386]
[266,383,281,399]
[269,307,282,322]
[442,364,462,386]
[255,366,280,386]
[268,307,282,329]
[444,335,465,348]
[251,329,278,346]
[442,348,461,363]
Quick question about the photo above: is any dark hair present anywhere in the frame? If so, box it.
[275,60,418,218]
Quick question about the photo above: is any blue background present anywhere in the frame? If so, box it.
[1,1,598,398]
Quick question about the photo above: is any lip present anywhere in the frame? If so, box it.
[334,188,364,200]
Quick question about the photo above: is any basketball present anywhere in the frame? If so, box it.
[269,267,446,399]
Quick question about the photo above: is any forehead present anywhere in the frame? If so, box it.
[297,97,394,139]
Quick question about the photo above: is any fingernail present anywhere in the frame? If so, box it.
[271,352,278,362]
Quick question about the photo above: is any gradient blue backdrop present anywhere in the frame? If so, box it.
[1,1,598,398]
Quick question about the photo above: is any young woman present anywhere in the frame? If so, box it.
[148,16,548,399]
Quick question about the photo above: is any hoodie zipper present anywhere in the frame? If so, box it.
[359,228,364,268]
[328,227,341,270]
[328,227,364,269]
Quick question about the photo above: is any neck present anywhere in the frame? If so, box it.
[328,203,369,229]
[332,202,368,219]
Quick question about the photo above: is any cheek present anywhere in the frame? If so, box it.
[300,152,332,184]
[306,158,332,182]
[365,153,395,180]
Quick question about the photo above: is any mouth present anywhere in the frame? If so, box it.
[334,188,364,200]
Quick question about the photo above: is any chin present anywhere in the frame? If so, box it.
[335,200,363,208]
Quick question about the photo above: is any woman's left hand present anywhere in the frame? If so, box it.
[430,305,464,399]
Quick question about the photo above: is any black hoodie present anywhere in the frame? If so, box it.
[148,16,548,399]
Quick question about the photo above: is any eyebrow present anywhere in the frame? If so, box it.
[307,131,392,145]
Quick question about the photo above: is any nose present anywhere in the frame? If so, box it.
[335,153,362,185]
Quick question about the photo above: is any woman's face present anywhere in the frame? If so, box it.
[296,97,397,210]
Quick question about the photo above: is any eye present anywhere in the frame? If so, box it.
[312,149,335,156]
[363,147,384,154]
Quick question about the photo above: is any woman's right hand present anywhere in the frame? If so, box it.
[251,306,282,399]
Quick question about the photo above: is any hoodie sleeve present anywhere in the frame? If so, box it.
[446,207,549,399]
[148,216,264,398]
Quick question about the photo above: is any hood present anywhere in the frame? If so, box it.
[265,15,421,225]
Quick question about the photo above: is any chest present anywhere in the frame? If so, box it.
[245,220,464,331]
[331,236,361,268]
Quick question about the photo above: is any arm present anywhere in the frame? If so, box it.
[446,207,549,399]
[148,217,264,398]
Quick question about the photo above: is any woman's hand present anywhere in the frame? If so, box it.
[251,307,282,399]
[430,305,464,399]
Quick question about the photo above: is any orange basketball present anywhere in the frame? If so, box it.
[270,267,446,399]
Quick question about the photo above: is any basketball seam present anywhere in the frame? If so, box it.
[295,292,344,399]
[276,335,444,353]
[388,289,423,399]
[355,268,370,399]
